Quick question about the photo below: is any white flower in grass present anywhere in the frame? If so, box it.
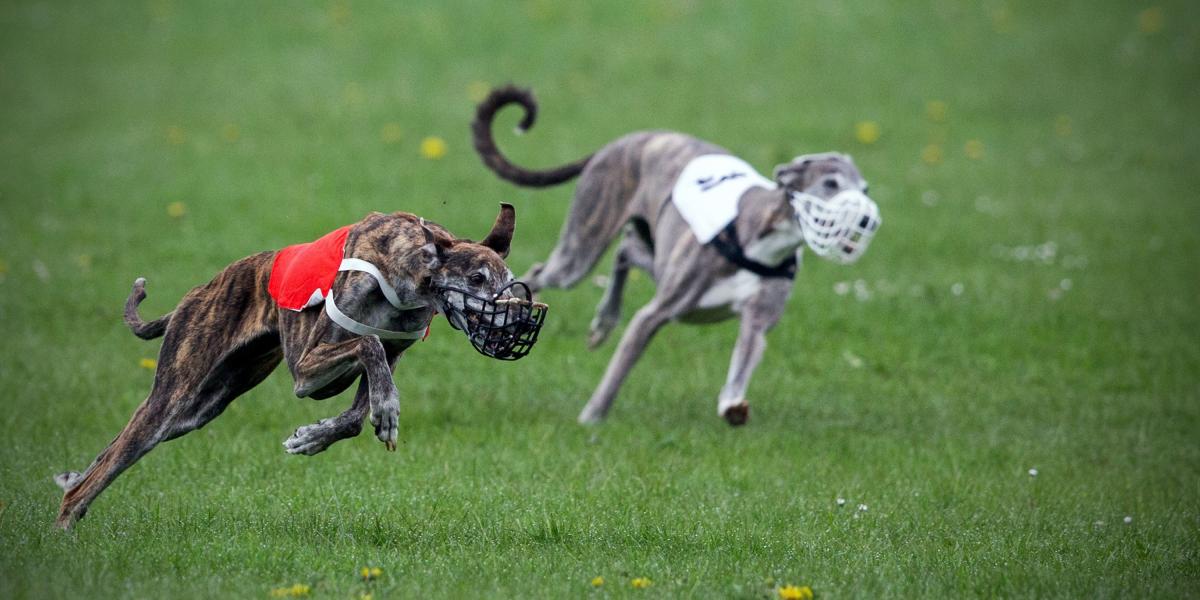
[1124,516,1133,524]
[836,497,846,507]
[1028,468,1038,477]
[857,503,868,512]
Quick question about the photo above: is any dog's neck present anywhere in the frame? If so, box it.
[738,188,805,267]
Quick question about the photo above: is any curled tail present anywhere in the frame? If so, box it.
[471,85,594,188]
[125,278,171,340]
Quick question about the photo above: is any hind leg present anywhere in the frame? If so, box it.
[523,168,640,292]
[55,336,281,529]
[588,228,654,349]
[54,353,282,529]
[54,399,167,528]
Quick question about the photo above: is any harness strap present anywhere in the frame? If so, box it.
[324,290,426,340]
[338,258,424,310]
[323,258,428,339]
[709,221,797,279]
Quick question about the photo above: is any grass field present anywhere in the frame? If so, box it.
[1,1,1198,598]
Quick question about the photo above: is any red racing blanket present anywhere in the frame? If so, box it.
[268,225,352,311]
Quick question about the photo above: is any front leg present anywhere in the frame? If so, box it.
[289,335,400,450]
[717,280,791,426]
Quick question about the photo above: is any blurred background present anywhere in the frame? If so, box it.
[1,1,1197,598]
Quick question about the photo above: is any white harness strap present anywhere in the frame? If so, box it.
[323,258,427,339]
[337,258,424,310]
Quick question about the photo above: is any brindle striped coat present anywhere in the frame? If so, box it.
[54,205,520,529]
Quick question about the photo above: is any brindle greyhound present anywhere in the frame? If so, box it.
[53,204,542,529]
[472,86,870,426]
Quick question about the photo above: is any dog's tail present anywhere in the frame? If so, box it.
[471,85,594,188]
[124,278,171,340]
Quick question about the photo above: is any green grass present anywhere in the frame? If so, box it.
[1,0,1198,597]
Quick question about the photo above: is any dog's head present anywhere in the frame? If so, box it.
[772,152,868,199]
[772,153,881,264]
[416,204,546,360]
[417,203,517,294]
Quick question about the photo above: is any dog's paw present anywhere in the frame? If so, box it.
[587,317,616,350]
[371,394,400,451]
[577,404,608,425]
[53,471,82,492]
[720,402,750,426]
[283,419,337,456]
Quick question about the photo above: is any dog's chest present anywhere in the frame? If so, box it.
[696,270,762,313]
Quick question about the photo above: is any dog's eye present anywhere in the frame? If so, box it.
[823,179,840,190]
[469,273,487,286]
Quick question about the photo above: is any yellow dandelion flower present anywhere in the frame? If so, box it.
[854,121,881,145]
[925,100,947,122]
[288,583,310,597]
[467,81,491,103]
[361,566,383,579]
[1054,115,1072,137]
[380,122,403,144]
[1138,7,1164,34]
[370,567,382,578]
[167,201,186,218]
[964,139,985,160]
[221,123,240,143]
[269,588,289,598]
[631,577,652,589]
[591,576,604,587]
[139,358,157,370]
[921,144,944,165]
[166,125,186,146]
[779,584,814,600]
[420,136,448,160]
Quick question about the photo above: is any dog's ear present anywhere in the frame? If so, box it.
[773,156,813,189]
[418,222,442,271]
[480,203,515,258]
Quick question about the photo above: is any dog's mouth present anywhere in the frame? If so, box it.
[435,281,547,361]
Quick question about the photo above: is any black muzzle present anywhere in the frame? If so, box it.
[436,281,547,361]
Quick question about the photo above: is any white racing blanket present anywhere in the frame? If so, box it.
[671,154,777,243]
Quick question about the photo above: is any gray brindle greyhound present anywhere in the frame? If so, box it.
[53,204,545,529]
[472,86,879,426]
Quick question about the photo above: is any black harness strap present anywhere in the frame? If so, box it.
[708,221,797,279]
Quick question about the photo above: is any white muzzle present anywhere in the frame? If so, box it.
[790,190,881,264]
